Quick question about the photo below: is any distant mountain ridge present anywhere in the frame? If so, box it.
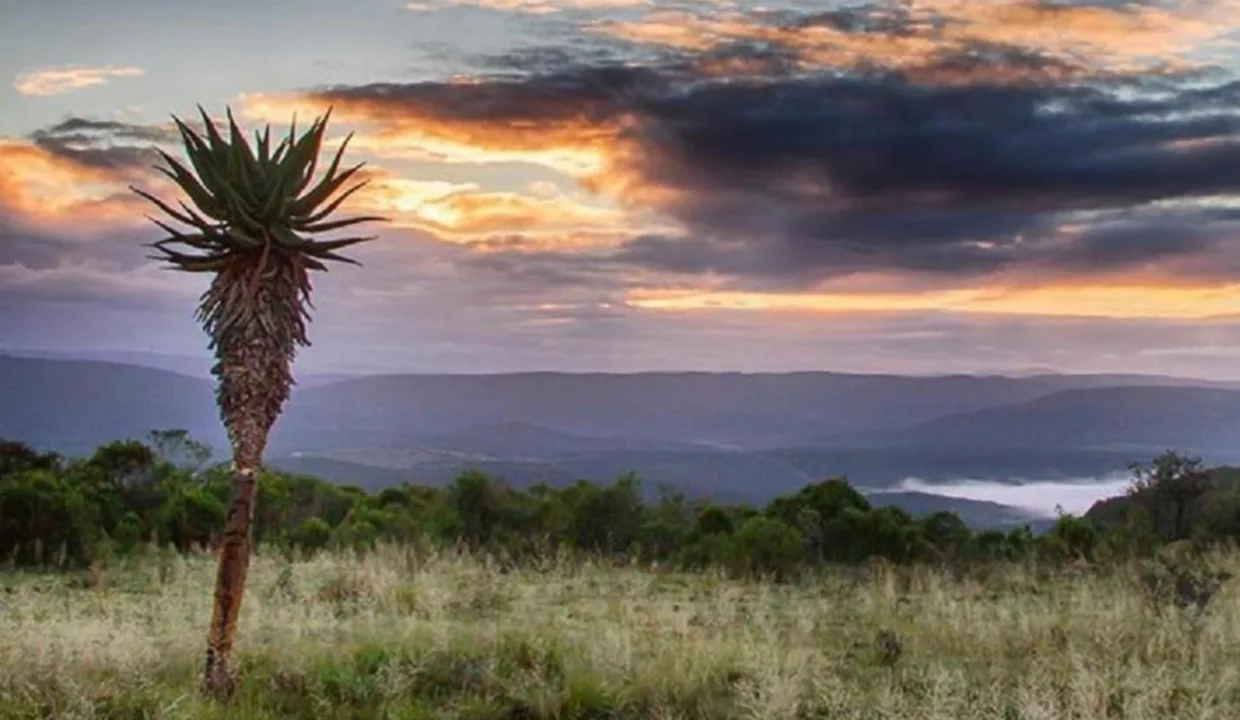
[268,369,1240,453]
[4,353,1239,528]
[825,386,1240,455]
[7,353,1239,459]
[0,348,355,387]
[0,355,223,455]
[417,421,717,458]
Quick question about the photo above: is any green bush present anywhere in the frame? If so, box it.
[3,431,1236,576]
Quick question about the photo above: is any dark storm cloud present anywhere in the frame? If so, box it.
[36,117,176,144]
[317,64,669,125]
[626,76,1240,207]
[311,64,1240,286]
[902,42,1094,84]
[605,73,1240,281]
[27,117,175,173]
[770,2,932,35]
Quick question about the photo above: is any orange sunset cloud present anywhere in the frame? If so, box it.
[240,92,618,178]
[350,168,637,242]
[239,92,662,238]
[627,283,1240,320]
[0,139,156,230]
[13,65,146,97]
[238,91,680,227]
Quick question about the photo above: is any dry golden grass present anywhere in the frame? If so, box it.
[2,544,1240,718]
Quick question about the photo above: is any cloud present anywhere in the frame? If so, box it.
[405,0,652,15]
[8,1,1240,378]
[0,116,194,237]
[0,117,192,304]
[243,56,1240,300]
[589,0,1240,78]
[350,166,638,240]
[28,117,174,174]
[0,258,200,308]
[13,65,145,97]
[625,283,1240,320]
[239,68,649,177]
[0,139,153,230]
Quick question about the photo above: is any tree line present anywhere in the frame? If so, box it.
[3,429,1238,579]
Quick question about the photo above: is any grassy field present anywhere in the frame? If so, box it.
[2,545,1239,719]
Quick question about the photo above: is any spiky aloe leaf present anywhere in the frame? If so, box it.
[153,151,227,220]
[297,214,388,234]
[130,186,200,229]
[293,180,370,227]
[305,236,378,256]
[255,126,272,164]
[226,110,264,196]
[290,164,366,220]
[288,111,333,197]
[172,118,229,199]
[288,134,358,218]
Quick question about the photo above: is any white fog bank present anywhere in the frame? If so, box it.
[887,475,1135,518]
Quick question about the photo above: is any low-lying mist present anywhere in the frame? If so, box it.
[880,474,1134,517]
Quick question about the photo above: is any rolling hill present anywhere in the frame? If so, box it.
[4,353,1238,527]
[267,370,1240,453]
[416,421,715,458]
[0,355,223,455]
[825,386,1240,458]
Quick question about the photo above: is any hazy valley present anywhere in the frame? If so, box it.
[6,351,1240,529]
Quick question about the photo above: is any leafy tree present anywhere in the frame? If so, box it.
[1199,490,1240,539]
[148,428,213,474]
[1107,504,1159,558]
[862,506,919,563]
[130,106,386,698]
[730,516,805,581]
[158,478,227,551]
[637,487,693,561]
[0,440,61,476]
[970,529,1009,560]
[114,512,145,555]
[448,470,508,549]
[290,516,332,554]
[0,469,92,566]
[695,505,736,536]
[920,511,972,560]
[88,440,158,492]
[1128,451,1211,541]
[1041,514,1099,562]
[564,475,644,556]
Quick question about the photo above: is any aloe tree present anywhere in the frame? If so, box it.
[130,106,385,698]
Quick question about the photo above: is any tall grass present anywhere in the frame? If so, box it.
[2,543,1238,718]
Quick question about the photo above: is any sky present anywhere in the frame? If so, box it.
[5,0,1240,376]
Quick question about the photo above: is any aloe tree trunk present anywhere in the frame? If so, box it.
[203,461,260,698]
[202,310,291,699]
